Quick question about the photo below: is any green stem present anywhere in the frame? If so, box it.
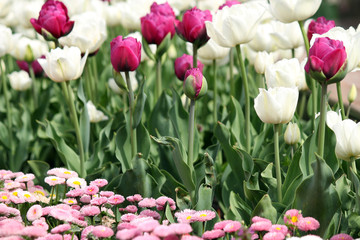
[29,64,38,110]
[317,83,328,158]
[336,82,346,119]
[229,48,235,96]
[193,44,198,68]
[298,92,307,120]
[155,58,162,101]
[346,102,352,118]
[213,59,217,123]
[274,124,282,202]
[85,64,94,102]
[50,186,55,205]
[91,57,98,102]
[235,44,251,152]
[125,71,136,158]
[188,99,195,165]
[298,21,310,54]
[65,81,86,178]
[1,58,14,167]
[352,160,358,175]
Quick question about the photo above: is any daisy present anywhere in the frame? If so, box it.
[44,176,65,186]
[26,204,43,221]
[66,177,86,189]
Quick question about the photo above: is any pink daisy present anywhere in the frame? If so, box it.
[297,217,320,232]
[71,205,81,210]
[152,225,175,238]
[194,210,216,222]
[32,219,49,231]
[26,204,43,221]
[18,191,36,203]
[269,224,288,235]
[44,176,66,186]
[63,198,77,205]
[69,217,88,227]
[79,194,91,203]
[0,219,24,236]
[20,226,47,238]
[250,221,272,232]
[140,209,161,220]
[202,229,225,239]
[48,168,78,179]
[138,197,157,208]
[169,223,193,235]
[51,223,71,234]
[90,179,108,187]
[90,196,108,206]
[330,233,353,240]
[263,232,285,240]
[0,170,13,179]
[252,216,271,223]
[49,208,73,222]
[115,228,141,240]
[181,235,203,240]
[156,196,176,211]
[108,194,125,205]
[214,220,235,230]
[15,173,35,183]
[81,226,95,239]
[136,219,160,232]
[175,209,196,223]
[66,189,84,198]
[100,191,114,197]
[133,235,160,240]
[117,222,137,230]
[121,213,137,222]
[92,225,114,238]
[84,185,99,195]
[224,221,242,233]
[80,205,100,216]
[4,181,21,190]
[0,192,11,203]
[125,205,138,213]
[66,177,86,189]
[283,209,303,227]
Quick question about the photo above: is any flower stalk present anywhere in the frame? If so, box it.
[213,59,218,123]
[336,82,346,120]
[235,44,251,152]
[274,124,282,202]
[188,99,196,165]
[125,71,136,158]
[317,83,328,158]
[155,58,162,101]
[28,64,38,110]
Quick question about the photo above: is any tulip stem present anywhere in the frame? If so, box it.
[235,44,251,152]
[65,81,86,178]
[91,57,98,102]
[125,71,136,158]
[352,160,358,175]
[188,99,196,166]
[229,48,235,96]
[317,83,328,159]
[213,59,217,123]
[29,64,38,110]
[1,58,14,168]
[155,58,162,102]
[274,124,282,202]
[336,82,346,120]
[298,21,310,53]
[193,44,198,68]
[346,102,352,118]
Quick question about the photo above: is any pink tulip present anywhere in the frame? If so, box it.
[110,36,141,72]
[183,68,207,100]
[150,2,175,17]
[141,12,175,46]
[30,0,74,40]
[16,56,45,77]
[307,16,336,42]
[174,54,204,81]
[305,37,347,83]
[175,7,212,48]
[219,0,241,10]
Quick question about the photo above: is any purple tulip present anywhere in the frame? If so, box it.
[150,2,175,17]
[305,37,347,83]
[183,68,207,100]
[110,36,141,72]
[307,16,336,42]
[141,12,175,46]
[16,56,45,77]
[175,7,212,48]
[30,0,74,40]
[174,54,204,81]
[219,0,241,10]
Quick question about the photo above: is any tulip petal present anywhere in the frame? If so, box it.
[322,48,346,79]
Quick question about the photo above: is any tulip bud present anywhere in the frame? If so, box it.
[7,70,32,91]
[254,51,274,75]
[183,68,207,100]
[87,101,108,123]
[110,36,141,72]
[174,54,204,81]
[284,122,301,145]
[307,16,335,42]
[348,84,357,104]
[305,37,347,84]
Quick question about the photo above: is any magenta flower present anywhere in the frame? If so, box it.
[297,217,320,232]
[330,233,353,240]
[263,232,285,240]
[121,213,137,222]
[307,16,335,42]
[26,204,43,222]
[305,37,347,84]
[51,223,71,234]
[92,226,114,238]
[79,194,91,204]
[30,0,74,40]
[219,0,241,10]
[202,229,225,239]
[49,208,73,222]
[108,194,125,205]
[116,228,141,240]
[183,68,208,100]
[283,209,303,227]
[250,217,272,232]
[111,36,141,72]
[174,54,204,81]
[150,2,175,17]
[141,12,176,46]
[16,57,44,77]
[138,197,157,208]
[175,7,212,48]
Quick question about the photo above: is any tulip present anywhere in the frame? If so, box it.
[110,36,141,72]
[218,0,241,10]
[87,101,108,123]
[284,122,301,145]
[307,16,335,42]
[265,58,306,89]
[117,0,153,31]
[7,70,32,91]
[248,20,279,52]
[205,1,265,48]
[141,12,175,46]
[0,24,13,57]
[175,7,212,48]
[254,51,274,75]
[183,68,208,100]
[59,12,107,54]
[10,35,48,62]
[126,32,156,62]
[270,21,304,50]
[30,0,74,40]
[150,2,175,17]
[16,57,44,77]
[269,0,322,23]
[196,39,230,62]
[254,87,299,124]
[348,84,357,104]
[38,46,88,82]
[305,37,347,84]
[174,54,204,81]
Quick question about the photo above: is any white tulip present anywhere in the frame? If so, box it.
[59,12,107,54]
[254,51,274,75]
[38,46,88,82]
[248,20,278,52]
[7,70,32,91]
[284,122,301,145]
[311,26,360,73]
[265,58,306,90]
[197,39,231,61]
[269,0,322,23]
[205,1,266,48]
[270,21,304,50]
[108,71,138,94]
[326,110,342,131]
[0,24,13,57]
[86,101,108,123]
[118,0,153,31]
[10,35,48,62]
[103,3,123,27]
[254,87,299,124]
[15,0,43,28]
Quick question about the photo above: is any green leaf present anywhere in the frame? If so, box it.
[227,96,246,149]
[299,132,317,177]
[115,125,132,171]
[27,160,50,184]
[77,80,90,158]
[165,204,175,223]
[196,184,213,211]
[156,33,171,59]
[293,154,341,236]
[0,122,10,149]
[335,174,352,211]
[142,36,156,61]
[252,194,277,223]
[229,191,251,224]
[133,80,147,129]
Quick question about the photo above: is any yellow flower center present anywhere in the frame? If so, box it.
[291,216,298,223]
[276,227,281,230]
[199,214,207,217]
[64,171,71,174]
[51,178,57,181]
[1,196,8,200]
[186,216,192,220]
[73,181,81,185]
[12,192,18,196]
[34,190,45,196]
[24,194,31,198]
[68,200,74,204]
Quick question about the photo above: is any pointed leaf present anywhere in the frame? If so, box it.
[133,80,147,129]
